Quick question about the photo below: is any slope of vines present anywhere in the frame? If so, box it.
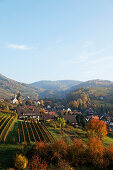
[0,113,55,144]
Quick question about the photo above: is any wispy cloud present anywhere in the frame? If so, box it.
[8,44,38,50]
[87,44,113,57]
[86,55,113,65]
[62,43,113,68]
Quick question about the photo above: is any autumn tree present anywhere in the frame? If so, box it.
[4,105,10,112]
[69,101,79,110]
[40,108,46,114]
[27,155,47,170]
[40,100,44,106]
[57,118,66,130]
[104,145,113,167]
[68,138,86,166]
[15,154,28,170]
[31,140,67,166]
[26,100,32,106]
[47,139,68,164]
[17,93,21,100]
[86,119,107,139]
[87,137,104,168]
[18,96,22,104]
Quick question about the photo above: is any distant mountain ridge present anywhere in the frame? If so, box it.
[30,80,82,91]
[0,74,81,98]
[0,73,113,99]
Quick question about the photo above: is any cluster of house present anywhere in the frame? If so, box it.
[1,94,113,131]
[85,108,113,131]
[16,105,113,130]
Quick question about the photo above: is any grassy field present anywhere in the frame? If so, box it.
[48,125,113,146]
[0,144,23,169]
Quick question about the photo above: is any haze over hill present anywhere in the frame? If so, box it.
[30,80,81,91]
[0,73,113,99]
[0,74,81,98]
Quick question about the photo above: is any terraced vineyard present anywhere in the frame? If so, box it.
[0,113,17,143]
[0,113,55,144]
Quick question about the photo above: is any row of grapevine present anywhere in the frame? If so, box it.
[0,115,7,126]
[33,121,46,142]
[0,114,6,121]
[4,116,17,142]
[31,121,41,141]
[28,121,36,142]
[0,115,10,131]
[0,114,55,144]
[42,123,55,142]
[24,120,30,143]
[21,121,26,143]
[37,122,50,142]
[0,116,15,142]
[16,120,55,144]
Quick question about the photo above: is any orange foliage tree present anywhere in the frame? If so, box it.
[104,145,113,167]
[86,119,107,139]
[87,137,104,168]
[47,139,68,164]
[25,139,113,169]
[68,138,87,166]
[31,140,68,165]
[27,155,47,170]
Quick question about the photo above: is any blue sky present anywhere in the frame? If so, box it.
[0,0,113,83]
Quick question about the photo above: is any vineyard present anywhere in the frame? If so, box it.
[0,113,55,144]
[0,112,17,143]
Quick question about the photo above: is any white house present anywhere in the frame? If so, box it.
[12,95,18,104]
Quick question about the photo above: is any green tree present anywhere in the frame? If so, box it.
[40,100,44,106]
[4,105,10,112]
[76,114,86,128]
[58,118,66,129]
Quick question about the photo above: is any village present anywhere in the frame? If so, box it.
[0,93,113,132]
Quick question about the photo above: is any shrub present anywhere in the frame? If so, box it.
[87,137,104,168]
[15,154,28,170]
[27,155,47,170]
[33,142,47,160]
[43,139,67,165]
[68,138,87,166]
[28,139,68,166]
[58,160,74,170]
[104,145,113,167]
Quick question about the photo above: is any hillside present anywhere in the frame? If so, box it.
[1,74,113,100]
[0,74,82,99]
[66,87,113,113]
[70,79,113,91]
[0,74,42,98]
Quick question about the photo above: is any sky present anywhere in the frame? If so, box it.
[0,0,113,83]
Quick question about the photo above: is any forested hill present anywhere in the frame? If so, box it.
[69,79,113,92]
[0,74,81,98]
[0,73,113,100]
[66,87,113,113]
